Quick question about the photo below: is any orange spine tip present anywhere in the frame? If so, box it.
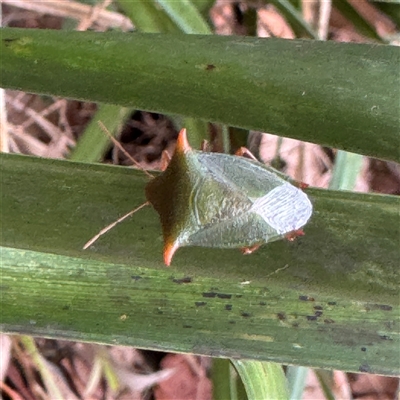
[163,241,179,266]
[176,128,191,153]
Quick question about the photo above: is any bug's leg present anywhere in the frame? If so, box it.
[200,139,210,152]
[240,244,260,255]
[235,147,259,161]
[160,150,171,171]
[293,181,309,190]
[299,182,309,189]
[285,229,305,241]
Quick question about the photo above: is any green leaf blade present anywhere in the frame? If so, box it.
[156,0,212,34]
[232,360,289,400]
[1,28,399,162]
[266,0,318,39]
[1,153,399,375]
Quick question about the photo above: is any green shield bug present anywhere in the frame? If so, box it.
[85,127,312,266]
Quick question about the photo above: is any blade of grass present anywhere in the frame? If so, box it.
[263,0,319,38]
[315,370,336,400]
[156,0,212,34]
[98,347,120,393]
[229,127,249,152]
[234,366,248,400]
[373,2,400,27]
[184,117,209,149]
[191,0,215,17]
[288,0,302,8]
[2,29,398,162]
[329,151,364,191]
[242,5,258,37]
[212,359,232,400]
[334,0,384,42]
[221,125,230,154]
[84,356,103,398]
[372,0,400,3]
[287,366,309,400]
[232,360,289,400]
[19,336,65,399]
[69,104,131,162]
[117,0,180,33]
[1,153,399,375]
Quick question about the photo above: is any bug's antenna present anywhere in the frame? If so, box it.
[98,121,154,179]
[83,201,150,249]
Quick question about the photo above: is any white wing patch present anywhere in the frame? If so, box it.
[250,182,312,234]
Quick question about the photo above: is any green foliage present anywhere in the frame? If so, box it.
[232,360,289,400]
[1,28,399,162]
[0,3,399,386]
[69,105,132,162]
[1,154,399,375]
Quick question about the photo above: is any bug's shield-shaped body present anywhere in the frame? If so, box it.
[145,129,312,266]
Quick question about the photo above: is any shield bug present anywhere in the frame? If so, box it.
[85,127,312,266]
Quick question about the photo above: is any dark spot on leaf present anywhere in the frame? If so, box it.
[365,304,393,311]
[277,312,286,320]
[313,305,323,310]
[359,364,371,373]
[379,335,392,341]
[172,276,192,284]
[361,347,367,352]
[195,301,206,307]
[314,311,323,317]
[202,292,217,298]
[307,315,318,321]
[375,304,392,311]
[229,320,236,324]
[324,318,335,324]
[157,310,163,314]
[235,295,243,298]
[62,305,70,311]
[259,301,267,306]
[183,325,192,328]
[3,38,17,46]
[299,295,315,302]
[206,64,216,71]
[131,275,142,281]
[241,312,251,318]
[225,304,232,311]
[328,301,336,306]
[217,293,232,299]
